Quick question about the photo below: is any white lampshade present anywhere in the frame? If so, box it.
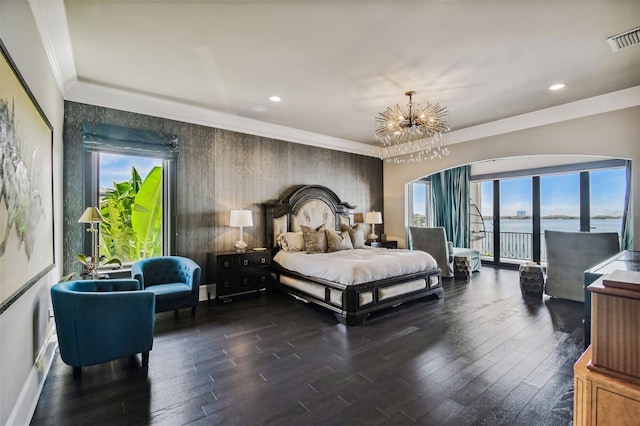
[78,207,104,223]
[229,209,253,228]
[365,211,382,225]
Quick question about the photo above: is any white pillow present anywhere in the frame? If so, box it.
[277,231,306,252]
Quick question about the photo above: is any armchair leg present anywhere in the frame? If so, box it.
[191,306,196,317]
[142,351,149,367]
[73,366,82,380]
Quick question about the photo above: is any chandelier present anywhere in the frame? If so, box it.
[375,91,450,162]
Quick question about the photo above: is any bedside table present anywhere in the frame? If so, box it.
[207,249,271,300]
[366,240,398,249]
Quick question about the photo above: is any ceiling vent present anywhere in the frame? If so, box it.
[607,26,640,52]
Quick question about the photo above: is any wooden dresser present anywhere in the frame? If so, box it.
[574,346,640,425]
[574,272,640,425]
[207,249,271,301]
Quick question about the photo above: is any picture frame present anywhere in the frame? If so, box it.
[0,38,55,314]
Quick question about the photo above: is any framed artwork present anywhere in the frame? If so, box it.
[0,39,55,314]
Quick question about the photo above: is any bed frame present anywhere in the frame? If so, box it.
[264,185,443,325]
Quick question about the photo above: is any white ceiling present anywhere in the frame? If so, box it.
[31,1,640,157]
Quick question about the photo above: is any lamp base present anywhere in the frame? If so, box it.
[234,240,248,251]
[368,233,379,241]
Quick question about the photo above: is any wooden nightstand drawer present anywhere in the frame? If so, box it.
[216,254,236,271]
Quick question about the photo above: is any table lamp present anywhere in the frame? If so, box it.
[230,209,253,251]
[365,211,383,241]
[78,207,104,276]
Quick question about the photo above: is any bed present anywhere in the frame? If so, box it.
[264,185,444,325]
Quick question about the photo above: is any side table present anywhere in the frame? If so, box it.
[519,263,544,297]
[453,255,472,280]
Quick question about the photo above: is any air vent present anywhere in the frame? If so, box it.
[607,26,640,52]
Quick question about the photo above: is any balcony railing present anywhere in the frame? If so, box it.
[479,231,537,261]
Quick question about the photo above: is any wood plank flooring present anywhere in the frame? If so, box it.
[30,266,584,425]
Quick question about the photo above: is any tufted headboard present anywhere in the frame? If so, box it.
[263,185,356,250]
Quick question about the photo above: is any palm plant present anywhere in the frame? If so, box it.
[99,166,163,264]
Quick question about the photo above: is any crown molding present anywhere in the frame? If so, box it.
[28,0,77,96]
[449,85,640,145]
[31,1,640,160]
[66,81,380,157]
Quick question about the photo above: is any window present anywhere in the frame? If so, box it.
[472,181,493,257]
[409,180,432,227]
[468,159,627,266]
[540,173,580,261]
[98,153,164,264]
[499,177,533,261]
[81,122,177,265]
[590,168,626,235]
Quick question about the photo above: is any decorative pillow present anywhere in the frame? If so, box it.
[300,224,328,253]
[277,231,305,252]
[325,230,354,252]
[340,223,366,249]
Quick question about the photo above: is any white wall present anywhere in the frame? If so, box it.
[383,107,640,249]
[0,1,64,424]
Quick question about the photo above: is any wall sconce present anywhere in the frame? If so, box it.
[365,211,383,241]
[229,209,253,251]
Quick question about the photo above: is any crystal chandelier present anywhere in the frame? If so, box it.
[375,91,450,162]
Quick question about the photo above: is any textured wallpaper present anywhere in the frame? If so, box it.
[63,101,383,282]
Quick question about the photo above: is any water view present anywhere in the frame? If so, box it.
[484,218,622,234]
[477,218,622,261]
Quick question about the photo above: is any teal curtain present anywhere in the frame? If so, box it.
[81,121,178,159]
[430,165,470,247]
[621,160,633,250]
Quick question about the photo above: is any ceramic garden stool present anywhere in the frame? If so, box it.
[454,255,472,281]
[519,263,545,297]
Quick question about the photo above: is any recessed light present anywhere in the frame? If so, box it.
[548,83,566,91]
[251,105,268,112]
[269,96,282,102]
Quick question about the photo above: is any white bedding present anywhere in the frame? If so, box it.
[273,248,437,286]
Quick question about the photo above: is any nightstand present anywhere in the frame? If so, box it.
[207,249,271,300]
[365,240,398,249]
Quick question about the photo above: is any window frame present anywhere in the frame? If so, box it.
[82,151,176,264]
[469,159,627,267]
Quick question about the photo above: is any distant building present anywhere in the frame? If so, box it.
[516,210,526,217]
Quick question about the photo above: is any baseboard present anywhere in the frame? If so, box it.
[6,324,58,426]
[199,284,216,301]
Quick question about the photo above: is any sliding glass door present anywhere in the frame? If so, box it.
[468,161,628,267]
[540,173,580,261]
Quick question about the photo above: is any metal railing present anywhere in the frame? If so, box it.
[480,231,535,261]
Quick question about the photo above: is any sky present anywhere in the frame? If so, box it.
[413,167,627,218]
[99,153,162,188]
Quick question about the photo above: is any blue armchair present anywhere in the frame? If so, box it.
[131,256,201,316]
[50,279,155,379]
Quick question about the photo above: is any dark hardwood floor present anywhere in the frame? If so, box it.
[31,266,584,425]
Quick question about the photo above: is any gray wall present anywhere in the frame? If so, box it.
[63,101,383,281]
